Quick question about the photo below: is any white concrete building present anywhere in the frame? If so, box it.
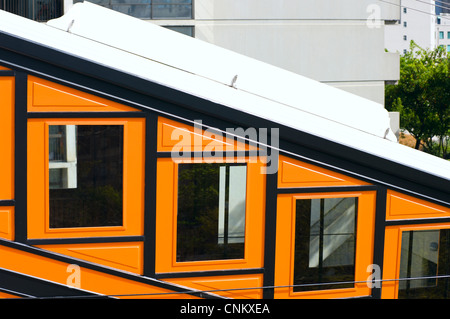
[385,0,437,54]
[437,13,450,52]
[1,0,401,105]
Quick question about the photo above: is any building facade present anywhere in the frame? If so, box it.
[0,0,400,105]
[385,0,437,54]
[437,13,450,52]
[0,3,449,300]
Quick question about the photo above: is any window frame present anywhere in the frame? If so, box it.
[27,117,145,239]
[155,156,266,274]
[274,191,377,299]
[383,223,450,299]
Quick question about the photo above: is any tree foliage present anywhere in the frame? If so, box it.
[385,41,450,159]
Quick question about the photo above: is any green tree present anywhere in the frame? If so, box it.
[385,41,450,159]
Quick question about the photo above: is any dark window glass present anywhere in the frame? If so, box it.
[0,0,63,22]
[164,25,194,37]
[49,125,124,228]
[176,163,247,262]
[90,0,192,19]
[293,197,357,292]
[399,229,450,299]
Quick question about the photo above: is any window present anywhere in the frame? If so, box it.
[91,0,193,19]
[448,45,450,52]
[403,35,407,41]
[155,156,265,273]
[0,0,63,22]
[49,125,124,228]
[403,21,407,27]
[176,163,247,262]
[403,7,407,13]
[440,31,444,39]
[164,25,194,37]
[293,197,357,292]
[275,191,376,298]
[448,31,450,39]
[28,118,145,239]
[398,229,450,299]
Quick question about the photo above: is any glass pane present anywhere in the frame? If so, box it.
[164,26,194,37]
[152,4,192,19]
[49,125,124,228]
[293,197,357,292]
[176,163,247,262]
[399,229,450,299]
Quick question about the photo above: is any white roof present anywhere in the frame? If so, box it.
[0,2,449,181]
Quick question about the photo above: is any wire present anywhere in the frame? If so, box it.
[378,0,450,21]
[7,274,450,299]
[414,0,450,12]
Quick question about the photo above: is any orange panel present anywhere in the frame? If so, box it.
[0,77,14,199]
[165,274,264,299]
[0,207,14,241]
[278,155,369,188]
[27,118,145,239]
[386,190,450,221]
[36,242,144,275]
[0,291,20,298]
[0,66,11,71]
[155,157,266,273]
[0,244,199,299]
[274,191,376,299]
[27,76,139,112]
[157,117,257,153]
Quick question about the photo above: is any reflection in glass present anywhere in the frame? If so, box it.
[176,163,247,262]
[89,0,192,19]
[49,125,124,228]
[399,229,450,299]
[293,197,357,292]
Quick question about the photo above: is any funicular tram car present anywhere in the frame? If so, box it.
[0,2,449,299]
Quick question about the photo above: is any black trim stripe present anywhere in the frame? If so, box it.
[27,111,146,118]
[0,267,109,299]
[156,151,258,158]
[27,236,144,246]
[14,72,27,243]
[371,187,387,299]
[0,200,14,207]
[155,268,264,279]
[143,114,158,278]
[0,70,15,76]
[262,167,278,299]
[277,185,378,194]
[386,217,450,226]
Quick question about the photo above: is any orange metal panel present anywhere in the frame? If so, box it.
[274,191,376,299]
[157,116,256,153]
[36,242,144,275]
[278,155,369,188]
[165,274,264,299]
[0,77,14,200]
[0,66,11,71]
[27,76,140,112]
[386,190,450,221]
[0,244,199,299]
[0,207,14,241]
[27,118,145,239]
[155,156,266,273]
